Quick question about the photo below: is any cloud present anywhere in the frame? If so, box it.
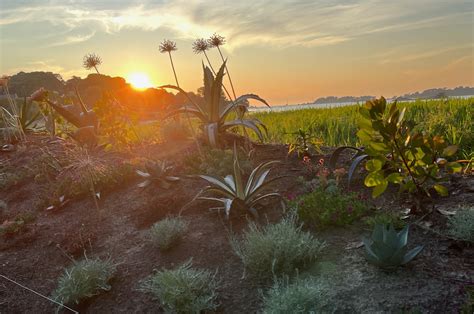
[376,44,474,64]
[47,30,96,47]
[0,0,472,49]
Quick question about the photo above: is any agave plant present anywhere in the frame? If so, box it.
[193,144,283,218]
[136,160,180,189]
[163,62,269,147]
[19,97,41,132]
[30,88,99,147]
[363,223,423,269]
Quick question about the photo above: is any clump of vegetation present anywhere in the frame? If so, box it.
[231,215,325,279]
[447,206,474,242]
[293,187,368,228]
[136,160,180,189]
[261,277,328,314]
[163,60,269,147]
[334,97,462,199]
[150,216,188,250]
[30,87,99,147]
[0,211,36,237]
[364,210,406,230]
[363,224,423,269]
[183,145,251,177]
[51,258,116,306]
[140,261,219,313]
[251,98,473,153]
[194,144,283,218]
[287,127,322,158]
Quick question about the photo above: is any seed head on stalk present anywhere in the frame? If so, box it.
[207,33,236,99]
[208,33,226,48]
[83,53,102,74]
[192,38,209,54]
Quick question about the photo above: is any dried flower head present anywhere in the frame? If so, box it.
[192,38,209,54]
[208,33,225,47]
[83,53,102,71]
[29,87,48,102]
[159,39,177,53]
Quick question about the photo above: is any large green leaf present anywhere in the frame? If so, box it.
[402,245,423,264]
[164,106,207,122]
[348,154,369,184]
[222,119,265,142]
[233,143,244,199]
[198,174,235,195]
[210,62,226,122]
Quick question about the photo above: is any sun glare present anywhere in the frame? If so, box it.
[128,72,153,89]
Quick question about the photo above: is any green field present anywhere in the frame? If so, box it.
[250,98,474,156]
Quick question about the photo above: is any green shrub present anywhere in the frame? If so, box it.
[183,147,251,177]
[364,210,406,230]
[447,206,474,242]
[140,261,219,313]
[51,258,115,306]
[262,277,327,314]
[231,216,325,279]
[150,217,188,250]
[294,187,368,228]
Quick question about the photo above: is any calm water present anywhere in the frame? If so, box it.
[249,95,474,113]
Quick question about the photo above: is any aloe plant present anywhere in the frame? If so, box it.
[136,160,180,189]
[194,144,283,218]
[30,87,99,147]
[363,223,423,269]
[163,62,269,147]
[18,97,41,132]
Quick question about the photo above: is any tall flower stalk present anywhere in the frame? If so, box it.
[193,38,233,101]
[208,34,236,99]
[207,34,253,149]
[82,53,142,144]
[159,40,202,154]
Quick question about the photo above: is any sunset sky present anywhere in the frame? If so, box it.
[0,0,473,105]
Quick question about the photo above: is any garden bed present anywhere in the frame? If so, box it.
[0,136,472,313]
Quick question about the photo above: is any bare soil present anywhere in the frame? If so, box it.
[0,136,472,313]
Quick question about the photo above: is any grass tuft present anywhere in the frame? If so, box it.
[262,277,328,314]
[231,215,325,280]
[150,216,188,250]
[447,206,474,242]
[51,258,115,306]
[140,260,219,313]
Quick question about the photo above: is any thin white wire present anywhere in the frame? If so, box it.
[0,274,78,313]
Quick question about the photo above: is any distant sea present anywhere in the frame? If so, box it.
[249,95,474,113]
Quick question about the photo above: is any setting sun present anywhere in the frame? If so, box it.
[127,72,153,89]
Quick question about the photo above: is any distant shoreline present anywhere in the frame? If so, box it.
[249,95,474,113]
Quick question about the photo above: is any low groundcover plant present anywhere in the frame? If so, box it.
[140,260,219,313]
[231,215,325,279]
[150,216,188,250]
[51,258,116,306]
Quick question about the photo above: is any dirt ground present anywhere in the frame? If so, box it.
[0,136,473,313]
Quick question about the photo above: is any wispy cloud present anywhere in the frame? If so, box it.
[376,44,474,64]
[48,30,96,47]
[0,0,472,48]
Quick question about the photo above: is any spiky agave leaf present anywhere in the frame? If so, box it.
[363,223,423,269]
[194,147,282,218]
[221,119,266,142]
